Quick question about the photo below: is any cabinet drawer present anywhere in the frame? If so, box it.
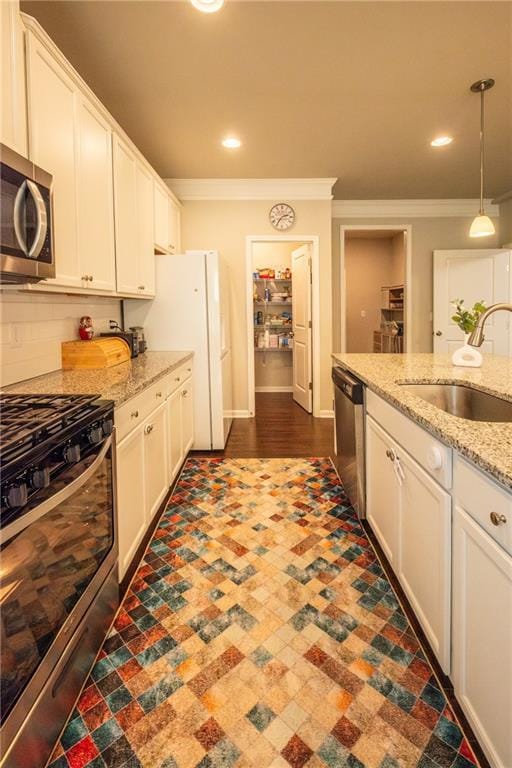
[115,379,166,441]
[166,362,193,397]
[366,389,452,490]
[454,456,512,556]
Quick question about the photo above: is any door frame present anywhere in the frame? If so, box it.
[339,224,413,353]
[245,234,320,417]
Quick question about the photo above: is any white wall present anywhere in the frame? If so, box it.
[180,199,332,415]
[0,292,121,386]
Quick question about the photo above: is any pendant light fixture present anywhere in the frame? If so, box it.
[469,78,495,238]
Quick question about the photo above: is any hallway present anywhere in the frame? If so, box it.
[192,394,334,459]
[50,458,479,768]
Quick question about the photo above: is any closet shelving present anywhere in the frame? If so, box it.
[253,276,293,353]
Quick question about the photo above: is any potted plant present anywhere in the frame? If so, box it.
[449,299,487,367]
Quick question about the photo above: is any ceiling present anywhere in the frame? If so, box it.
[21,1,512,200]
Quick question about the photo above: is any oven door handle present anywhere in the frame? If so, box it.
[1,435,113,545]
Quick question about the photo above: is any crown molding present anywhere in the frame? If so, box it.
[332,199,500,219]
[492,190,512,204]
[165,178,337,201]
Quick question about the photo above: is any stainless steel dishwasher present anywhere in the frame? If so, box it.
[332,366,366,518]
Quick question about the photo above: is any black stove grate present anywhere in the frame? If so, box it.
[0,394,102,469]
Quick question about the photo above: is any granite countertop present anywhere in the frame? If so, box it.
[332,352,512,490]
[2,351,194,407]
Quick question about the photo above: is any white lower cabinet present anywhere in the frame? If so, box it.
[143,402,168,522]
[452,461,512,768]
[398,449,451,672]
[366,411,451,672]
[366,416,400,566]
[116,425,146,580]
[116,366,194,580]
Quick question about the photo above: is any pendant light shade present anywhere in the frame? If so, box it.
[469,214,495,238]
[469,78,495,238]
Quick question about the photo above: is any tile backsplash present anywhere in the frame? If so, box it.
[0,292,122,386]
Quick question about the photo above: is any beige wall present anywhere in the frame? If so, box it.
[0,293,121,386]
[391,232,406,285]
[332,215,500,353]
[180,200,332,414]
[499,197,512,246]
[252,242,297,271]
[345,238,393,353]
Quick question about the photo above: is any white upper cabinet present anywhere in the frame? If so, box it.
[1,1,28,156]
[113,136,155,298]
[26,30,80,288]
[154,181,170,253]
[168,195,181,254]
[76,97,115,291]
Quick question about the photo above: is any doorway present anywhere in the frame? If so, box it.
[340,225,412,353]
[246,235,320,417]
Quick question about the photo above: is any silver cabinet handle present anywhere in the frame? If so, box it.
[138,285,145,290]
[156,391,162,398]
[82,275,89,281]
[187,368,192,373]
[88,275,93,282]
[169,244,175,251]
[175,376,181,382]
[435,331,442,337]
[490,511,507,526]
[131,410,139,418]
[385,449,396,461]
[144,424,154,435]
[182,390,188,397]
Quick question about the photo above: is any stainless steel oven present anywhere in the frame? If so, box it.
[0,143,54,284]
[0,395,119,768]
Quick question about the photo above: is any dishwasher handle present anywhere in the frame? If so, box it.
[332,366,365,404]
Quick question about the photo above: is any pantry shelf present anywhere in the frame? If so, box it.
[255,348,293,353]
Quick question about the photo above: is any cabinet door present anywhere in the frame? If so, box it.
[398,451,451,672]
[116,426,146,580]
[168,196,181,254]
[154,181,169,252]
[27,31,80,288]
[167,387,183,483]
[452,506,512,768]
[136,162,155,296]
[1,1,27,156]
[143,402,168,522]
[366,416,400,565]
[181,377,194,455]
[76,97,115,291]
[113,135,139,294]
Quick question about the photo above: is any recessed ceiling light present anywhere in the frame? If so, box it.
[431,136,453,147]
[190,0,224,13]
[222,137,241,149]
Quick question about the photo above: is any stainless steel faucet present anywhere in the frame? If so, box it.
[467,303,512,347]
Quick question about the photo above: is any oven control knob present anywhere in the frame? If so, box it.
[28,467,50,489]
[101,418,113,437]
[5,482,28,509]
[63,443,81,463]
[87,426,104,445]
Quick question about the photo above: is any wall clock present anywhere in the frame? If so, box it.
[269,203,295,231]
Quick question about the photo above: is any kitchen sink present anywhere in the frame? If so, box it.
[399,383,512,423]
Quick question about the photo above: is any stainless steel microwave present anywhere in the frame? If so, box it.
[0,143,54,284]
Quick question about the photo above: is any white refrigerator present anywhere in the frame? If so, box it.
[124,250,233,450]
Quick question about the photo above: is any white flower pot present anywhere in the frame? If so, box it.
[451,333,483,368]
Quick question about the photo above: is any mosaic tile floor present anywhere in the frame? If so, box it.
[49,458,480,768]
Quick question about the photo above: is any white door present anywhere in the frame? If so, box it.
[452,506,512,768]
[291,245,312,412]
[143,402,168,522]
[116,425,146,580]
[153,180,169,253]
[136,162,155,296]
[433,249,511,355]
[76,97,115,292]
[113,135,139,294]
[398,450,451,672]
[1,1,27,156]
[181,378,194,455]
[366,416,400,566]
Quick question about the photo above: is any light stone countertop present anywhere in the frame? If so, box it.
[331,352,512,490]
[2,351,194,407]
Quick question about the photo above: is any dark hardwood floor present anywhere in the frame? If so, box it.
[191,392,334,459]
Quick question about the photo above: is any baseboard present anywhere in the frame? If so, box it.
[228,410,251,418]
[255,386,294,393]
[319,409,334,418]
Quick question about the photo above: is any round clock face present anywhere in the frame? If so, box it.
[269,203,295,231]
